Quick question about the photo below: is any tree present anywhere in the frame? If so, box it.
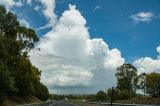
[107,88,119,101]
[0,62,15,104]
[0,63,15,92]
[118,90,130,100]
[146,72,160,97]
[0,6,49,104]
[96,90,107,101]
[35,83,49,101]
[86,94,97,102]
[107,88,112,100]
[137,73,146,96]
[115,63,138,97]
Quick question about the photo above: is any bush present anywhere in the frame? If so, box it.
[96,90,107,101]
[85,94,96,102]
[118,90,130,100]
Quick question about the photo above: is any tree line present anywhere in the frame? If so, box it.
[91,63,160,101]
[92,63,160,101]
[115,63,160,99]
[49,63,160,102]
[0,6,49,105]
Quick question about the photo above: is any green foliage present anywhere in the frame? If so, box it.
[116,63,138,95]
[106,88,112,99]
[0,63,15,92]
[0,6,49,104]
[106,88,119,101]
[86,94,97,102]
[96,90,107,101]
[137,73,146,96]
[146,72,160,98]
[35,83,49,101]
[118,89,130,100]
[0,91,6,105]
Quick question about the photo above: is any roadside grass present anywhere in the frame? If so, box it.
[115,97,160,105]
[65,97,160,105]
[3,96,41,106]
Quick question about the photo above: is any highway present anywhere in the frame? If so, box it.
[20,101,81,106]
[47,101,80,106]
[21,101,160,106]
[46,102,160,106]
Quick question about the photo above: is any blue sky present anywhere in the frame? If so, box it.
[58,0,160,62]
[1,0,160,94]
[12,0,160,62]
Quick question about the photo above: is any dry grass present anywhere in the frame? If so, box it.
[115,97,160,105]
[3,96,41,106]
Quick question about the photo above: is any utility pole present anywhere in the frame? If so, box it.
[111,87,114,106]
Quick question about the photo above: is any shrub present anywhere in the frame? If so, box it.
[118,89,130,100]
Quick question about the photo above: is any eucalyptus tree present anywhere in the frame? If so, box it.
[115,63,138,97]
[0,6,49,103]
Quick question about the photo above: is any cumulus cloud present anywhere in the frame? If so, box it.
[130,11,154,22]
[0,0,23,10]
[30,3,125,94]
[104,49,125,70]
[133,46,160,74]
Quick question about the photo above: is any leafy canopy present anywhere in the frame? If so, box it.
[0,6,49,104]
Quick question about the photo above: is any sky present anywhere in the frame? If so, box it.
[1,0,160,94]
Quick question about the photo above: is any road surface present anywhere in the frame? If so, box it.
[47,101,80,106]
[47,102,160,106]
[22,101,160,106]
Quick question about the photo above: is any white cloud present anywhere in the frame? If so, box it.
[0,0,23,10]
[133,46,160,74]
[157,46,160,54]
[39,0,57,27]
[30,4,125,94]
[42,67,94,87]
[130,11,154,22]
[26,0,32,5]
[34,5,41,11]
[93,5,101,12]
[104,49,125,70]
[19,19,30,28]
[35,0,57,30]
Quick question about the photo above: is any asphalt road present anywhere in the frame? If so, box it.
[47,101,80,106]
[46,102,160,106]
[21,101,160,106]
